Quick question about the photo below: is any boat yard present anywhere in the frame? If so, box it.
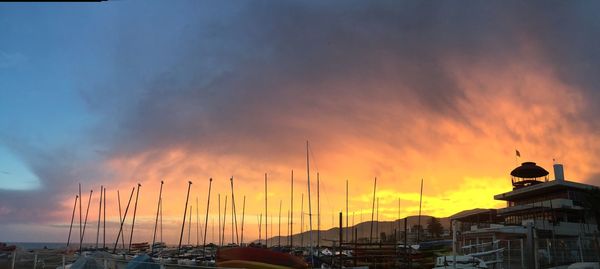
[1,160,599,269]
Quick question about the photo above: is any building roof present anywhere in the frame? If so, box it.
[510,162,549,178]
[451,208,496,221]
[494,179,596,201]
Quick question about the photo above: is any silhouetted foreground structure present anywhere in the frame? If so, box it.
[452,161,600,268]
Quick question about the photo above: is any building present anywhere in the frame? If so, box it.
[451,161,600,268]
[496,162,598,235]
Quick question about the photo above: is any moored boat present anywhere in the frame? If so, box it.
[0,243,16,251]
[130,242,149,252]
[217,247,308,269]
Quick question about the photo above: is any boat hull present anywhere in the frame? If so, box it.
[217,247,308,269]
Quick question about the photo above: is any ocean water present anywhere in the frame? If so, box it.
[6,242,97,250]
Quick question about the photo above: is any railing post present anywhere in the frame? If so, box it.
[525,223,535,269]
[546,239,551,265]
[507,240,511,269]
[520,239,524,269]
[578,235,584,262]
[33,252,38,269]
[11,250,16,269]
[62,254,66,269]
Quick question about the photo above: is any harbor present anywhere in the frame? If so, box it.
[2,157,599,269]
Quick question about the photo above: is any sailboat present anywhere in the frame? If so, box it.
[212,143,316,269]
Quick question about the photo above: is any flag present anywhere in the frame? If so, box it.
[516,149,521,157]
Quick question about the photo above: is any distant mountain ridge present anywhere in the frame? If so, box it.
[262,215,450,246]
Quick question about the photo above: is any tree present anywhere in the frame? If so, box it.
[582,187,600,254]
[427,217,444,238]
[380,232,387,242]
[583,187,600,232]
[411,224,423,235]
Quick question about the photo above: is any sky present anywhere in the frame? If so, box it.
[1,0,600,244]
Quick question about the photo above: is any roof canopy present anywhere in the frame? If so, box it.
[510,162,549,178]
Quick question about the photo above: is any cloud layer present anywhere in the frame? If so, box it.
[2,1,600,243]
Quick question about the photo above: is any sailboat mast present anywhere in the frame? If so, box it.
[177,181,192,253]
[376,197,379,242]
[417,178,423,243]
[230,177,239,244]
[317,173,320,248]
[240,195,246,245]
[78,183,82,252]
[370,177,377,243]
[81,189,93,250]
[290,170,294,247]
[128,183,141,252]
[306,141,314,265]
[300,193,304,248]
[222,195,228,246]
[258,213,262,244]
[96,186,103,249]
[203,178,212,252]
[218,194,221,246]
[103,187,106,249]
[160,196,163,243]
[152,181,164,252]
[231,196,235,244]
[117,190,125,249]
[346,180,349,243]
[278,200,282,247]
[113,187,134,253]
[264,173,268,248]
[66,195,78,247]
[196,197,200,246]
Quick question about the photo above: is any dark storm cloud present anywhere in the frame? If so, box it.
[91,1,600,160]
[89,1,540,157]
[518,2,600,126]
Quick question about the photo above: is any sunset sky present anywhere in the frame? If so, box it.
[1,1,600,244]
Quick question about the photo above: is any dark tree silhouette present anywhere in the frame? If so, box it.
[427,217,444,238]
[582,187,600,255]
[412,224,424,236]
[583,187,600,232]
